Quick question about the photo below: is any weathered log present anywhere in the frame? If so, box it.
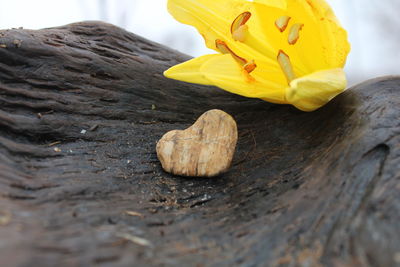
[0,21,399,267]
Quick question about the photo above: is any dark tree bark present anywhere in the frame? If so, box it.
[0,21,399,267]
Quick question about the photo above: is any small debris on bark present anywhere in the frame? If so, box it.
[13,39,22,48]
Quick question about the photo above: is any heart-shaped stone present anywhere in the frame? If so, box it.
[156,109,238,177]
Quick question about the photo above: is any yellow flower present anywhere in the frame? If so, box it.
[164,0,351,111]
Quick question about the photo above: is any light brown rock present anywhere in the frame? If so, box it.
[156,109,238,177]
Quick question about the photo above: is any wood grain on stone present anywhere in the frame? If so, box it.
[0,21,399,267]
[157,109,238,177]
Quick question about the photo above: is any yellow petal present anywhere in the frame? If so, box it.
[167,0,248,51]
[165,0,350,112]
[200,54,287,104]
[253,0,287,10]
[286,68,347,112]
[167,0,276,64]
[252,3,310,75]
[317,14,351,69]
[299,0,351,68]
[253,0,350,72]
[304,0,340,24]
[163,54,218,86]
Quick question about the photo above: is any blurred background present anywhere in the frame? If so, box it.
[0,0,398,85]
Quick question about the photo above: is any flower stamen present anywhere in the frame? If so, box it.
[231,12,251,42]
[277,50,296,83]
[288,23,304,45]
[215,39,256,73]
[216,40,247,65]
[275,16,291,32]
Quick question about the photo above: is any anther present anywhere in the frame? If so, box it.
[232,25,248,42]
[277,50,296,83]
[275,16,291,32]
[288,23,304,45]
[231,12,251,42]
[243,60,257,74]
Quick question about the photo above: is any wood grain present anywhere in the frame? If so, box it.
[0,21,399,267]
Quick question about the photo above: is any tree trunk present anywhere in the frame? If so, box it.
[0,21,399,267]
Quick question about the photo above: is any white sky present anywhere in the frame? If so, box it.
[0,0,398,84]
